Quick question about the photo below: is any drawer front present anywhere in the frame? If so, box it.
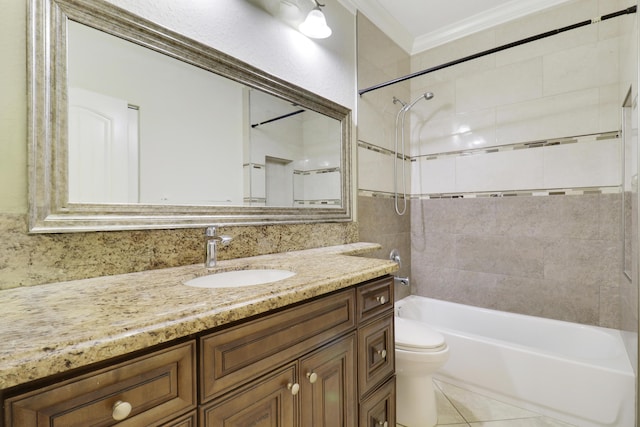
[359,377,396,427]
[200,289,356,402]
[357,276,393,324]
[200,363,297,427]
[6,341,196,427]
[358,312,394,397]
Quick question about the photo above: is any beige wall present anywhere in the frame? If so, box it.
[0,1,358,290]
[356,14,412,302]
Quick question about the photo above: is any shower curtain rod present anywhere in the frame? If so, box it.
[358,5,637,96]
[251,109,305,128]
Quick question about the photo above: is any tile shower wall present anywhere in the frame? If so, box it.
[404,0,636,327]
[411,194,621,327]
[357,14,412,301]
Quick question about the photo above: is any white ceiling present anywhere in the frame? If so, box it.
[345,0,573,54]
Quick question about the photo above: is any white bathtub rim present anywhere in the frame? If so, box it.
[434,326,633,376]
[399,296,635,427]
[396,296,634,375]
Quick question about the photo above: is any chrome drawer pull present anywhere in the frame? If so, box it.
[112,400,132,421]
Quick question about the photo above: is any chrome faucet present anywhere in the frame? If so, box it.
[205,226,232,268]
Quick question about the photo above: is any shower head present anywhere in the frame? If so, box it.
[405,91,435,111]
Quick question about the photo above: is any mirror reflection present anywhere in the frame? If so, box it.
[67,21,342,209]
[29,0,352,232]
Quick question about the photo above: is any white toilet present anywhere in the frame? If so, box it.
[395,315,449,427]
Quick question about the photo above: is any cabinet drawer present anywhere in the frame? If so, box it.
[200,288,356,402]
[357,276,393,324]
[359,377,396,427]
[358,312,394,397]
[6,341,196,427]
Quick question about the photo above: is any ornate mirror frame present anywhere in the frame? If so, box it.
[28,0,352,233]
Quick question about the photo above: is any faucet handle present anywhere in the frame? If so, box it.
[205,226,232,245]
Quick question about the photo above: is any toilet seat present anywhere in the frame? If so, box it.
[395,316,446,352]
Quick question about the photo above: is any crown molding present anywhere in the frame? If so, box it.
[412,0,572,54]
[351,0,573,55]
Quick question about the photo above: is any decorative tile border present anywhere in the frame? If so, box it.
[294,167,341,175]
[359,187,620,200]
[358,131,620,162]
[357,141,410,160]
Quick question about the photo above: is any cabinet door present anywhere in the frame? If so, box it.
[200,363,297,427]
[300,333,357,427]
[359,378,396,427]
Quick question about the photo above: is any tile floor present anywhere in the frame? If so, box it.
[397,379,576,427]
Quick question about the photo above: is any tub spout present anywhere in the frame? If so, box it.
[394,276,410,287]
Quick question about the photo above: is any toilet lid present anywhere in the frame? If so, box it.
[395,317,446,350]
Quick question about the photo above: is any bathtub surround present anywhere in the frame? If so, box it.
[411,193,621,327]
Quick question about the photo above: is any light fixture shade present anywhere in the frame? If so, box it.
[299,8,332,38]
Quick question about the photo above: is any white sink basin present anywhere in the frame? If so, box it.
[184,269,296,288]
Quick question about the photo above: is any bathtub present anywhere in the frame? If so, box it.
[395,296,635,427]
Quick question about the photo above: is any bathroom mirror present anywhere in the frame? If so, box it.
[28,0,352,232]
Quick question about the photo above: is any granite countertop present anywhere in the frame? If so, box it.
[0,243,397,390]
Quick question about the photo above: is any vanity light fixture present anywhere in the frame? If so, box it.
[299,0,332,39]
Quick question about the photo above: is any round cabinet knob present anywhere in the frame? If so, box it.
[375,419,388,427]
[306,372,318,384]
[287,382,300,395]
[376,296,386,305]
[377,349,387,359]
[112,400,132,421]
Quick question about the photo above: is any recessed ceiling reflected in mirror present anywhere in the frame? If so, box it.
[28,0,351,232]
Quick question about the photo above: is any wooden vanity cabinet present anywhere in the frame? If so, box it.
[3,275,396,427]
[200,288,358,427]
